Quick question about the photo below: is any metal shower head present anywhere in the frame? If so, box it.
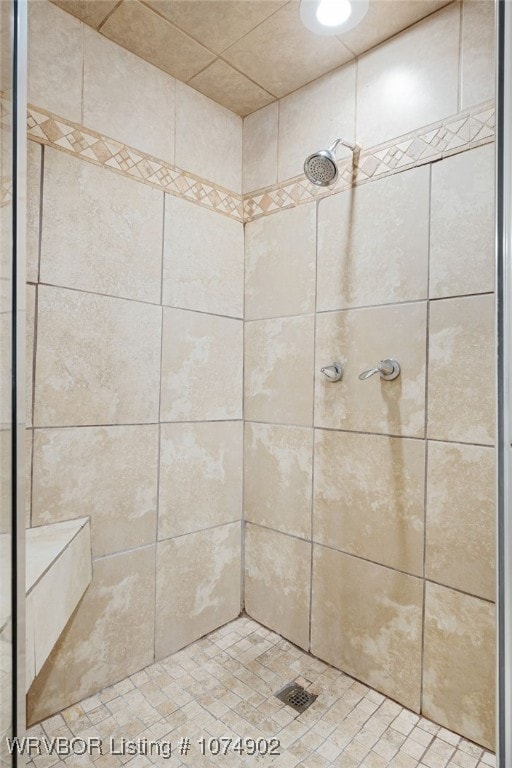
[304,138,360,187]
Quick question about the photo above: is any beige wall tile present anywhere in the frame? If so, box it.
[423,582,495,750]
[245,204,316,320]
[428,294,494,445]
[101,0,215,83]
[83,28,176,163]
[26,284,36,429]
[27,141,41,284]
[430,145,495,299]
[175,82,242,193]
[188,60,274,118]
[34,286,161,427]
[222,1,353,99]
[278,64,356,182]
[426,441,495,601]
[317,166,429,312]
[244,423,313,539]
[461,0,495,109]
[158,422,243,540]
[25,430,33,529]
[155,523,241,659]
[313,430,425,575]
[40,149,163,304]
[163,196,243,318]
[160,308,243,421]
[315,303,427,436]
[311,545,423,711]
[356,4,460,148]
[32,425,159,557]
[245,316,315,426]
[51,0,118,28]
[243,103,278,194]
[27,545,155,724]
[245,524,311,650]
[28,1,82,122]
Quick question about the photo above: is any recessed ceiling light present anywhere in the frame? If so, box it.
[300,0,369,36]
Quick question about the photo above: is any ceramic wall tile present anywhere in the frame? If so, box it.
[51,0,118,28]
[83,28,176,164]
[313,429,425,575]
[317,166,429,311]
[175,82,242,193]
[277,64,356,182]
[27,545,155,725]
[243,103,278,194]
[356,4,460,148]
[315,303,427,436]
[244,423,313,540]
[245,524,311,650]
[311,545,423,712]
[158,422,243,540]
[26,284,36,429]
[426,441,495,601]
[40,148,164,304]
[34,286,161,427]
[428,294,494,445]
[163,195,243,318]
[155,523,241,659]
[461,0,495,109]
[245,316,315,426]
[430,145,494,299]
[423,582,495,750]
[27,141,41,284]
[245,204,316,320]
[32,425,159,557]
[160,308,243,422]
[188,60,274,118]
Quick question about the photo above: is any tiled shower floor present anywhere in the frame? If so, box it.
[27,618,495,768]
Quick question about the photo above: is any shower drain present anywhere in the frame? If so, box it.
[275,683,318,713]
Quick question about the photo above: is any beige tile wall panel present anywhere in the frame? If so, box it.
[158,421,243,540]
[25,430,33,529]
[27,141,41,284]
[175,81,242,194]
[356,4,460,148]
[83,28,176,165]
[313,430,425,575]
[26,284,36,428]
[163,195,244,318]
[315,303,427,436]
[244,315,315,426]
[40,148,164,304]
[34,286,162,427]
[242,103,278,194]
[52,0,118,28]
[244,423,313,540]
[311,545,423,712]
[28,0,83,123]
[27,545,156,725]
[188,60,274,118]
[277,64,356,182]
[461,0,495,110]
[430,144,495,299]
[317,166,430,312]
[426,441,495,601]
[244,524,311,650]
[427,294,495,445]
[31,425,159,557]
[245,204,316,320]
[160,308,243,422]
[422,582,495,750]
[101,0,215,82]
[155,523,241,659]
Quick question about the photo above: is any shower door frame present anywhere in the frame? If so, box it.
[496,0,512,765]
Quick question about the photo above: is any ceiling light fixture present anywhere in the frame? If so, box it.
[300,0,369,36]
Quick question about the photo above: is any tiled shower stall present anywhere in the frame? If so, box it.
[25,0,496,753]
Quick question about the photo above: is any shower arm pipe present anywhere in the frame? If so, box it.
[329,137,361,155]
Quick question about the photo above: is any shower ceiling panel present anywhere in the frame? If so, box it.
[51,0,452,115]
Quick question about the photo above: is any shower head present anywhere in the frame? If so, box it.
[304,138,360,187]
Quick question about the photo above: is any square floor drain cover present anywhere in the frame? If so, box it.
[275,683,317,713]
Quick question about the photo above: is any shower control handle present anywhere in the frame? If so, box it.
[358,358,401,381]
[321,362,344,382]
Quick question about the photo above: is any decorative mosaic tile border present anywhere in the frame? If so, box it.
[26,104,245,222]
[243,101,495,221]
